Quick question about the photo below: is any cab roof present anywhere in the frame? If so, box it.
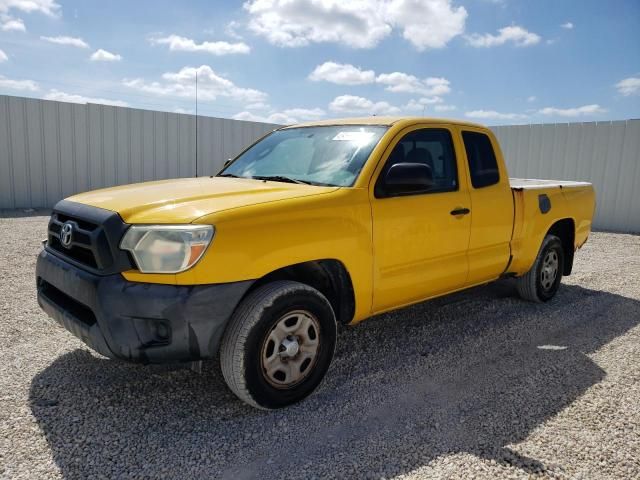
[281,116,487,130]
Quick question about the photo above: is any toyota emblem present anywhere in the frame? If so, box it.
[60,222,74,248]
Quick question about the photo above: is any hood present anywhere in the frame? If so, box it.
[66,177,340,223]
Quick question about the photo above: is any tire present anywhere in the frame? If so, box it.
[219,280,337,409]
[516,234,564,303]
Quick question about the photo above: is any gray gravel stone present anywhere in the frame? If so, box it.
[0,213,639,479]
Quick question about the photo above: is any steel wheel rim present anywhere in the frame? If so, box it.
[260,310,321,389]
[540,249,559,290]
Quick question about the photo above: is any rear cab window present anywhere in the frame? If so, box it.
[462,131,500,188]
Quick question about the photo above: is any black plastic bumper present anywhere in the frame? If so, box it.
[36,248,253,364]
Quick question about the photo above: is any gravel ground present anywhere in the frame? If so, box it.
[1,212,639,480]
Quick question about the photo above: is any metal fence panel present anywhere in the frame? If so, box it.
[0,95,278,209]
[492,119,640,233]
[7,96,29,207]
[0,97,13,207]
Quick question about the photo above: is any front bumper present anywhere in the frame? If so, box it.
[36,249,253,364]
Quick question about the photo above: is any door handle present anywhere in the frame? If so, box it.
[450,207,470,216]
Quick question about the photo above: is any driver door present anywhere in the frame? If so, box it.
[370,126,472,312]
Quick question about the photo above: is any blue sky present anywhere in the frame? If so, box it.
[0,0,638,125]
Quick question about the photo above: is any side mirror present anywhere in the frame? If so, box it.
[383,162,434,196]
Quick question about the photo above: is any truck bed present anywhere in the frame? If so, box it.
[510,178,592,190]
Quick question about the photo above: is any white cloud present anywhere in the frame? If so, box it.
[263,112,297,124]
[465,110,528,120]
[244,0,466,50]
[245,101,270,110]
[466,25,541,47]
[419,97,445,104]
[90,49,122,62]
[0,48,7,62]
[538,104,606,117]
[225,20,244,40]
[232,111,287,124]
[527,95,537,102]
[385,0,467,50]
[151,34,250,55]
[0,0,60,31]
[0,0,60,16]
[376,73,451,96]
[309,63,453,99]
[234,107,325,124]
[44,89,128,107]
[0,74,39,91]
[329,94,400,115]
[615,77,640,96]
[124,65,267,103]
[309,61,375,85]
[244,0,390,48]
[561,22,574,29]
[41,35,89,48]
[283,107,325,119]
[404,97,444,111]
[434,104,456,112]
[233,111,285,124]
[1,14,25,31]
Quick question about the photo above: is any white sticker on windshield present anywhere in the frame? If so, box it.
[332,131,375,142]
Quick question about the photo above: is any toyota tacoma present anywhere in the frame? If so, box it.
[36,117,596,409]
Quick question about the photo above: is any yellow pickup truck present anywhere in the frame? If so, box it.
[36,117,595,409]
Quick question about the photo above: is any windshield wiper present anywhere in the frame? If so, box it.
[219,173,326,186]
[251,175,313,185]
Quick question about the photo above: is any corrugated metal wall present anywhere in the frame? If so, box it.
[491,120,640,233]
[1,95,638,232]
[0,95,279,209]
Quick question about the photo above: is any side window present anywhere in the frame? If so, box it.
[376,128,458,196]
[462,131,500,188]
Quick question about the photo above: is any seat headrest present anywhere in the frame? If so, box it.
[405,148,432,166]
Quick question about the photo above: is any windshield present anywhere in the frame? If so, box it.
[219,125,388,187]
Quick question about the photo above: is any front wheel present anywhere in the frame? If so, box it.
[516,234,565,303]
[220,280,337,409]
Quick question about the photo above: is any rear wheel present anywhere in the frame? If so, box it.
[516,234,564,302]
[220,280,337,409]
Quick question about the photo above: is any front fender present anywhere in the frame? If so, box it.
[123,188,375,321]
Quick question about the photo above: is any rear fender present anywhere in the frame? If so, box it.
[509,187,583,276]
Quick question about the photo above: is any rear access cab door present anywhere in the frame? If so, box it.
[458,127,515,285]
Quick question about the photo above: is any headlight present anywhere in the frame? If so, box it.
[120,225,214,273]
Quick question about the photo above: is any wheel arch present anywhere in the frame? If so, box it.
[243,259,356,325]
[546,218,575,275]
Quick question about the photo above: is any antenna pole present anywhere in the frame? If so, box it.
[195,69,198,177]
